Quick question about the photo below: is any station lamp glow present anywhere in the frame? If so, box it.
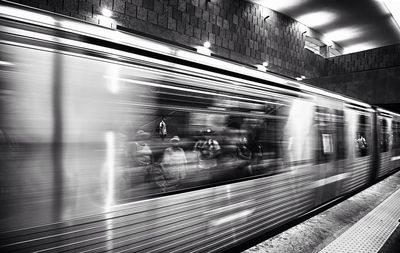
[256,65,267,72]
[197,41,211,56]
[101,8,113,18]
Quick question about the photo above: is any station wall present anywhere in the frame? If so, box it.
[308,44,400,111]
[9,0,325,78]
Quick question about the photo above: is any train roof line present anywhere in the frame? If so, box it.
[376,107,400,117]
[0,1,376,110]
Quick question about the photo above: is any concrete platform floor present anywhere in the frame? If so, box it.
[243,170,400,253]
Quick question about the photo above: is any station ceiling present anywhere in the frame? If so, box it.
[251,0,400,54]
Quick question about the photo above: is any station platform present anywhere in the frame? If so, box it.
[243,170,400,253]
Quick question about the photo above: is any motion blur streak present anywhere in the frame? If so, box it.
[0,61,14,66]
[0,5,55,25]
[105,131,116,212]
[211,209,255,226]
[310,173,351,188]
[105,65,120,94]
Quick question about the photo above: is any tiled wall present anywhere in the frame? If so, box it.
[325,45,400,76]
[308,44,400,107]
[9,0,325,78]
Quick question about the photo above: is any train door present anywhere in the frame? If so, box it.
[377,113,393,178]
[341,107,373,194]
[314,106,344,205]
[392,118,400,169]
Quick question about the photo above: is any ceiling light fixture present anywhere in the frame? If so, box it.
[381,0,400,29]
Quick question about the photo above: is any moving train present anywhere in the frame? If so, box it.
[1,2,399,252]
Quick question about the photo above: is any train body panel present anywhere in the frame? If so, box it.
[0,2,399,252]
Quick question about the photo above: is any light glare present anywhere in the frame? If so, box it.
[101,8,113,18]
[203,41,211,48]
[196,46,211,56]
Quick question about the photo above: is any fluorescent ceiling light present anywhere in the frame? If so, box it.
[381,0,400,29]
[325,27,362,42]
[296,11,337,28]
[255,0,308,11]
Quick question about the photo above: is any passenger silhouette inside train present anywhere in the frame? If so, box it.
[160,136,187,190]
[236,136,252,176]
[128,130,153,186]
[356,133,368,157]
[157,116,167,141]
[197,128,221,171]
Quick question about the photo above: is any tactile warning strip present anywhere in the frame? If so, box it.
[319,188,400,253]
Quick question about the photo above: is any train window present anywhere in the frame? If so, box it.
[355,114,369,157]
[322,134,334,154]
[380,118,389,153]
[393,121,400,153]
[315,106,335,164]
[111,75,292,203]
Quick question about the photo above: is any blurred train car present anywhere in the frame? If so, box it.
[0,2,399,252]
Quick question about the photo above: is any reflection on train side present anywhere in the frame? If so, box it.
[112,79,291,203]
